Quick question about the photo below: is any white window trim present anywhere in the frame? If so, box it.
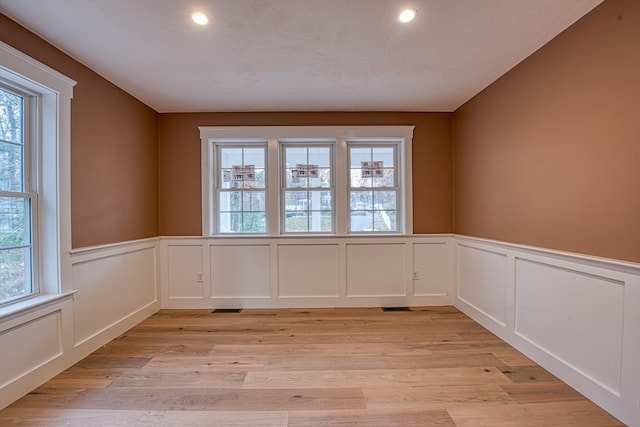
[200,126,414,236]
[0,41,76,306]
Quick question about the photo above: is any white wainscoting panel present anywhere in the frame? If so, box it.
[278,244,340,297]
[0,296,74,409]
[0,310,62,388]
[412,242,450,296]
[457,244,508,327]
[515,258,624,395]
[345,243,406,297]
[210,244,271,298]
[2,238,160,411]
[72,244,159,346]
[167,245,204,299]
[161,235,455,309]
[454,236,640,427]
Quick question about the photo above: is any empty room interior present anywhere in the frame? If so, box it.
[0,0,638,425]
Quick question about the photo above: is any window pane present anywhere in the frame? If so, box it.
[219,212,266,233]
[0,246,31,302]
[373,167,395,188]
[219,147,243,169]
[285,214,308,232]
[284,146,331,188]
[218,212,242,233]
[0,196,30,247]
[349,147,371,167]
[349,190,397,232]
[286,167,308,188]
[350,211,373,232]
[350,190,373,211]
[218,190,266,233]
[1,89,24,193]
[307,209,333,233]
[372,147,394,165]
[374,190,396,211]
[219,146,265,189]
[219,191,243,212]
[284,146,308,166]
[285,190,308,214]
[374,211,396,232]
[350,145,396,188]
[242,212,266,233]
[284,189,332,233]
[244,148,265,168]
[0,88,23,145]
[284,211,332,233]
[350,167,370,188]
[0,141,23,192]
[319,212,333,232]
[243,191,265,212]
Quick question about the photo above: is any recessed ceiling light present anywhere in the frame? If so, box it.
[191,11,209,26]
[398,8,417,23]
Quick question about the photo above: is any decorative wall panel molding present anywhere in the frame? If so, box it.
[160,236,455,309]
[454,236,640,426]
[0,238,160,410]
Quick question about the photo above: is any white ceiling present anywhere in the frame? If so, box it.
[0,0,603,113]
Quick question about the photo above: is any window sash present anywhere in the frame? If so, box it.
[281,143,334,234]
[347,142,400,233]
[0,83,38,306]
[214,142,268,234]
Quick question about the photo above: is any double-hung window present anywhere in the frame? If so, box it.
[282,143,333,233]
[348,142,399,233]
[201,126,413,236]
[0,41,75,309]
[216,142,267,234]
[0,84,36,304]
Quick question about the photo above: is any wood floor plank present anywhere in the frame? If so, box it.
[210,342,433,357]
[37,378,114,390]
[109,370,247,388]
[500,382,586,404]
[65,387,366,411]
[288,408,456,427]
[364,384,514,409]
[1,306,623,426]
[140,354,266,371]
[263,353,504,371]
[71,355,152,370]
[242,367,510,389]
[447,400,625,426]
[497,365,561,383]
[0,408,289,426]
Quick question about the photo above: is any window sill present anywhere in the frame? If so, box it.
[0,291,76,322]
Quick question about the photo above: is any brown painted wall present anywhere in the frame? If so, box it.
[454,0,640,263]
[0,14,159,248]
[159,112,453,236]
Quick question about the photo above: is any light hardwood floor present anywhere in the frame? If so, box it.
[0,307,625,426]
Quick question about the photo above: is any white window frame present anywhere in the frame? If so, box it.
[200,126,414,236]
[0,41,75,311]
